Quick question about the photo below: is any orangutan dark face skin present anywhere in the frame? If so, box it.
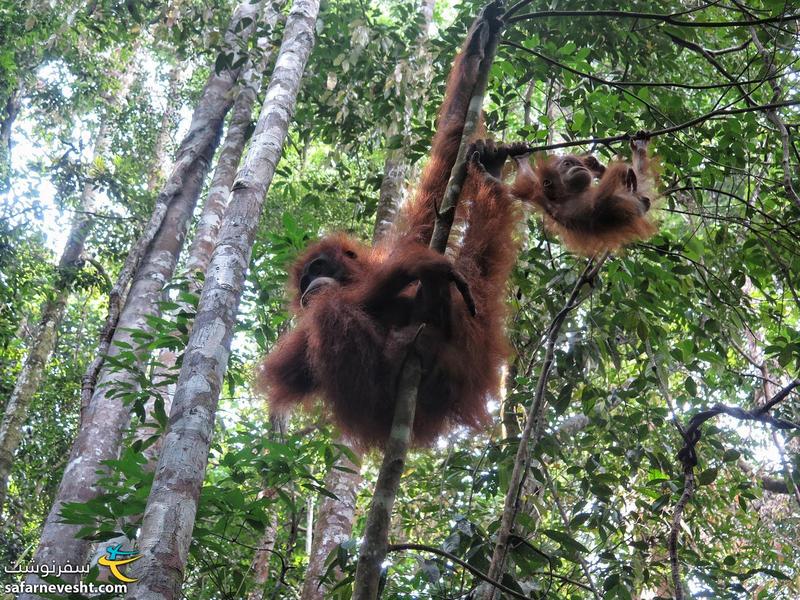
[298,252,346,308]
[540,155,607,197]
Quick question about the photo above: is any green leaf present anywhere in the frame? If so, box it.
[722,449,740,462]
[698,468,718,485]
[542,529,589,554]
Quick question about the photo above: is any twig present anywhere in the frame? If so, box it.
[502,40,778,91]
[505,0,726,22]
[388,544,531,599]
[389,543,596,595]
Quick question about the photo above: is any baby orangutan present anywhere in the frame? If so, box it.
[512,136,657,255]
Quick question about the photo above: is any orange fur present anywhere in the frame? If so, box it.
[258,8,520,448]
[512,143,658,255]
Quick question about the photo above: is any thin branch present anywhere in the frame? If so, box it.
[664,32,757,107]
[390,543,596,595]
[760,379,799,412]
[669,379,800,599]
[388,544,531,599]
[482,254,608,600]
[507,9,800,28]
[352,4,503,598]
[663,184,792,233]
[522,100,800,153]
[502,40,780,91]
[506,0,726,22]
[737,459,793,495]
[707,39,752,56]
[669,464,694,600]
[748,26,800,210]
[645,339,685,437]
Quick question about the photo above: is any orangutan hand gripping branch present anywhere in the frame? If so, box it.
[258,8,524,449]
[259,3,659,448]
[511,136,658,255]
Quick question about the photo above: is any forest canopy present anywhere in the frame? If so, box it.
[0,0,798,599]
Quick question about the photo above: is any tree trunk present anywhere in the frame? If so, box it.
[372,0,436,242]
[184,1,284,281]
[78,2,260,414]
[139,0,284,470]
[247,511,280,600]
[19,5,261,596]
[0,88,21,187]
[373,154,407,241]
[127,0,320,597]
[145,65,182,193]
[0,72,129,511]
[299,443,361,600]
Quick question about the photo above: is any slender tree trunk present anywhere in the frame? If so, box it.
[185,2,284,281]
[353,6,502,595]
[304,12,439,586]
[0,63,132,511]
[146,65,182,193]
[373,154,406,241]
[104,63,182,484]
[372,0,436,241]
[247,511,280,600]
[78,2,260,413]
[0,88,21,187]
[127,0,320,597]
[480,258,606,600]
[247,416,286,600]
[299,444,361,600]
[19,6,261,597]
[99,63,181,484]
[139,0,284,469]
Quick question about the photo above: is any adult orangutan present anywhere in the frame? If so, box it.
[258,6,524,448]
